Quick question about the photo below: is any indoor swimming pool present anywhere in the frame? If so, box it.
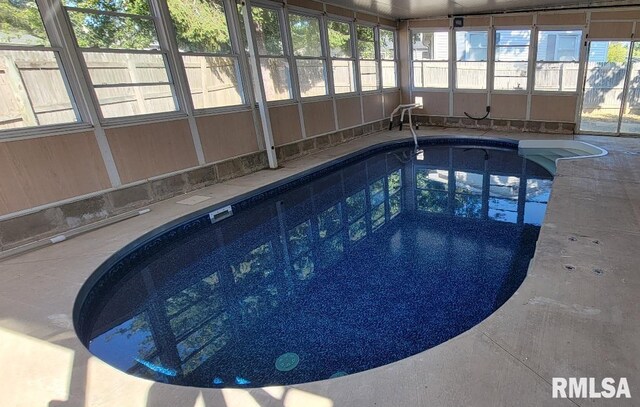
[75,138,553,388]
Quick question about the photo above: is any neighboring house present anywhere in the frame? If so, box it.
[412,31,449,60]
[415,30,588,61]
[588,42,609,62]
[537,31,582,61]
[456,32,488,61]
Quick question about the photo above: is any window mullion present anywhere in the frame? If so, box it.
[375,25,382,91]
[225,0,253,107]
[527,23,538,118]
[64,6,154,20]
[453,30,459,91]
[35,0,97,126]
[320,15,335,97]
[281,6,300,101]
[148,0,186,114]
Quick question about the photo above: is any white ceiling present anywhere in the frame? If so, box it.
[324,0,638,20]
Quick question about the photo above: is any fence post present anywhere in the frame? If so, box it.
[200,56,209,107]
[127,56,147,114]
[2,56,39,127]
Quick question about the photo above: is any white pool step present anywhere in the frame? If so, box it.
[518,140,608,175]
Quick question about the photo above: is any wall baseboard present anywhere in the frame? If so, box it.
[412,115,575,134]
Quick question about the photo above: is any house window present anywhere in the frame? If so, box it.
[535,30,581,92]
[379,28,397,88]
[0,0,79,130]
[357,25,378,91]
[493,29,531,91]
[412,31,448,88]
[455,30,488,89]
[327,20,356,94]
[64,0,179,119]
[251,5,292,101]
[289,13,327,98]
[167,0,245,110]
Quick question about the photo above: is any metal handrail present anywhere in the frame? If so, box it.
[389,103,423,146]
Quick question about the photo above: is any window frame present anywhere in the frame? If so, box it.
[325,16,358,96]
[453,28,490,91]
[410,28,450,91]
[286,7,331,101]
[0,0,88,138]
[62,1,186,125]
[249,1,295,106]
[532,27,585,95]
[166,0,249,115]
[355,22,380,93]
[491,26,533,94]
[379,26,399,90]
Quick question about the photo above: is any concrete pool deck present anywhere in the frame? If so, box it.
[0,127,638,407]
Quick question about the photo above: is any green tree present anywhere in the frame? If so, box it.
[167,0,230,53]
[289,13,320,57]
[67,0,155,49]
[251,6,282,55]
[327,20,351,58]
[0,0,48,45]
[607,42,629,63]
[357,25,375,59]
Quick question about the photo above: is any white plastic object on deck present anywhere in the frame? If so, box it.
[518,140,608,175]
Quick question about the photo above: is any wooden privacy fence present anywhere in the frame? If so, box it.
[0,51,76,129]
[0,51,245,128]
[582,62,639,112]
[1,50,399,129]
[7,55,633,129]
[412,61,580,91]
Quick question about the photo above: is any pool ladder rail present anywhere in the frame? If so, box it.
[389,103,423,147]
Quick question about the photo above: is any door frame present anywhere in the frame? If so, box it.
[577,40,636,136]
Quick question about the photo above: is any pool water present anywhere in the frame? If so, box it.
[77,140,553,388]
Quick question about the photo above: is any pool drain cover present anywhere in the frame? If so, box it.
[276,352,299,371]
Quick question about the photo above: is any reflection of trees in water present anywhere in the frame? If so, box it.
[455,194,482,218]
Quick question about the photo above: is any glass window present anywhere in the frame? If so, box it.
[252,7,283,55]
[494,29,531,91]
[380,29,397,88]
[1,0,50,47]
[251,5,291,101]
[357,25,378,91]
[168,0,244,109]
[0,0,80,130]
[456,31,488,89]
[64,0,178,119]
[327,20,355,94]
[289,13,327,98]
[535,30,581,92]
[412,31,448,88]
